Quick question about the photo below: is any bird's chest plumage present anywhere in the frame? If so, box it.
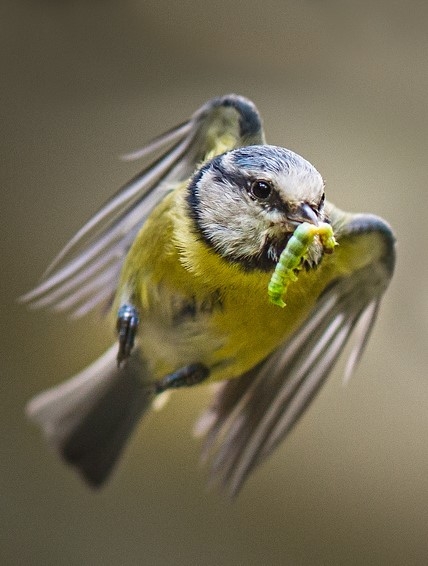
[137,270,325,384]
[137,281,226,379]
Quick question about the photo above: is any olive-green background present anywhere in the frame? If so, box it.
[2,1,428,564]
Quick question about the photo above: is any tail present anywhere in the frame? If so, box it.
[26,345,155,488]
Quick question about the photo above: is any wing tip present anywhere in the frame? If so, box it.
[346,213,396,275]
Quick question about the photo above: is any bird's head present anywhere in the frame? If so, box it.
[187,145,326,270]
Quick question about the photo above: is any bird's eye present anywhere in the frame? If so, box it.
[249,180,273,201]
[319,192,325,207]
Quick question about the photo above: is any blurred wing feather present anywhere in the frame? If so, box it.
[197,213,395,496]
[20,94,265,317]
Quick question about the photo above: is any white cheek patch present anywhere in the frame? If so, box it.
[195,169,270,259]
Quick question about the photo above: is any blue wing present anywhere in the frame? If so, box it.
[196,212,396,496]
[20,94,265,317]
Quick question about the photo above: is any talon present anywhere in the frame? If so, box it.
[155,363,210,394]
[116,304,139,365]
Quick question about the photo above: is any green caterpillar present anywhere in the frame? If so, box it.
[268,222,337,308]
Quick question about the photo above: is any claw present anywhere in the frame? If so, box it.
[155,363,210,394]
[116,304,139,365]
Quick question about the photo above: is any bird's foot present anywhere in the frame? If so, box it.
[116,304,139,365]
[155,363,210,394]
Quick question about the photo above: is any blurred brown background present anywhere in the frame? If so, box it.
[2,1,428,564]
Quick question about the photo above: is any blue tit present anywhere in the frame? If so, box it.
[21,94,395,496]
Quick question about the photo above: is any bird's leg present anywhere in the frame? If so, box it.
[155,363,210,394]
[116,303,139,365]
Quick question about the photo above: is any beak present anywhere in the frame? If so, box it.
[287,203,319,226]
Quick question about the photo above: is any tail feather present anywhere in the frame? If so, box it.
[26,345,155,487]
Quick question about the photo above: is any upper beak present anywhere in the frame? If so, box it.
[287,203,319,226]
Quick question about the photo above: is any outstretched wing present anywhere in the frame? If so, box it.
[196,212,395,496]
[20,94,265,317]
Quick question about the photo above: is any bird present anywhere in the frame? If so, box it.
[21,94,395,496]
